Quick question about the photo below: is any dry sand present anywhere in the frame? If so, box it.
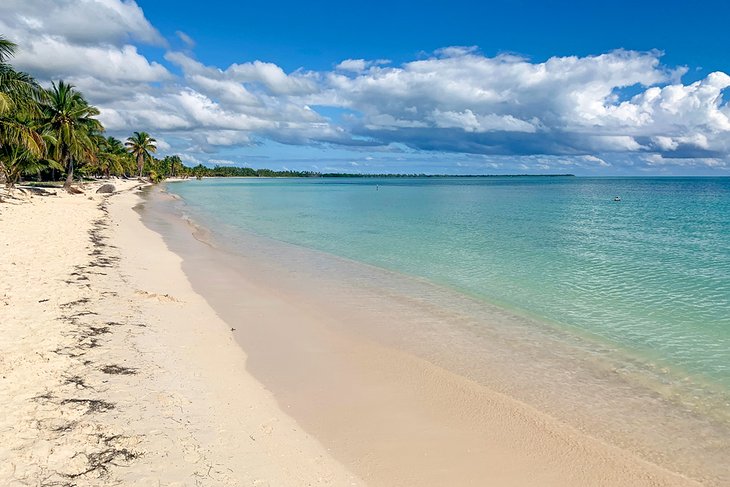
[0,180,709,486]
[0,180,361,486]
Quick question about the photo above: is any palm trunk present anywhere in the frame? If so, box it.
[137,154,143,178]
[0,161,9,188]
[9,170,21,188]
[63,155,74,190]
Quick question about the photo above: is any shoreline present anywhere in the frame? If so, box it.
[143,184,724,485]
[0,181,361,486]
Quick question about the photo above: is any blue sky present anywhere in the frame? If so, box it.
[3,0,730,175]
[140,0,730,76]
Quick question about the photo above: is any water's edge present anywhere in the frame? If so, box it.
[138,183,729,485]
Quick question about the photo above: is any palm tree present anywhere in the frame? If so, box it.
[41,80,102,190]
[1,139,61,188]
[0,112,61,188]
[169,154,182,178]
[0,37,13,60]
[95,136,127,178]
[0,36,44,121]
[125,131,156,178]
[0,36,47,184]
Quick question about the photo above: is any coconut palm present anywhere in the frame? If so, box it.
[0,37,14,61]
[41,80,102,190]
[0,37,44,120]
[0,144,40,187]
[0,138,61,188]
[168,154,182,178]
[0,36,19,118]
[0,36,47,185]
[94,136,128,178]
[125,131,156,178]
[0,109,61,187]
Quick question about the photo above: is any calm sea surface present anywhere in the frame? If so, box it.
[166,176,730,393]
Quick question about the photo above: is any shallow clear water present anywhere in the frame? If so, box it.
[167,176,730,392]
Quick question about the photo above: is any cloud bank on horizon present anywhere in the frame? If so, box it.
[2,0,730,174]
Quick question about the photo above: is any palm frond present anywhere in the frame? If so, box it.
[0,36,17,64]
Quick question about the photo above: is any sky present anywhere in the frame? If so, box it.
[2,0,730,175]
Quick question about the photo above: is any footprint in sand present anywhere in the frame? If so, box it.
[134,290,180,303]
[260,419,277,435]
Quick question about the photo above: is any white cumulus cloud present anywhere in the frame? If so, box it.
[0,0,164,46]
[2,1,730,172]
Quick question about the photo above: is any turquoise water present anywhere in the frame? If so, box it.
[167,177,730,391]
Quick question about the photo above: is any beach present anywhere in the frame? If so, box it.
[0,181,361,486]
[2,0,729,484]
[0,181,721,486]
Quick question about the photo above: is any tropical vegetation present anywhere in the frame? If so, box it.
[125,131,157,178]
[0,35,191,191]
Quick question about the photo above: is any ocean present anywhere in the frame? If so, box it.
[167,176,729,388]
[158,176,730,482]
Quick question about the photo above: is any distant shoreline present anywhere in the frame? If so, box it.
[178,168,576,178]
[313,173,576,178]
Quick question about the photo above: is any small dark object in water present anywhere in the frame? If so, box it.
[613,196,621,202]
[96,184,116,194]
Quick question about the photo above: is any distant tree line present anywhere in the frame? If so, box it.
[184,165,319,178]
[182,165,575,179]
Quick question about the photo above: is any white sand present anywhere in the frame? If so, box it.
[0,181,361,486]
